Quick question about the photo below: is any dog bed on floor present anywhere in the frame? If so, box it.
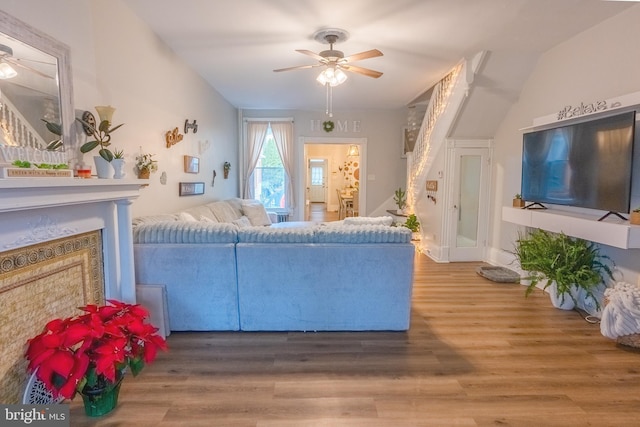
[476,266,520,283]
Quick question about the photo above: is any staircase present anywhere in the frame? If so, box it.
[407,51,487,212]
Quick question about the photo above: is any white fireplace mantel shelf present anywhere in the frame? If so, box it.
[0,178,146,303]
[0,178,143,213]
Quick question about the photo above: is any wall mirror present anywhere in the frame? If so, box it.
[0,10,74,163]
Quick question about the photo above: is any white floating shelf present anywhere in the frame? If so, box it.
[502,206,640,249]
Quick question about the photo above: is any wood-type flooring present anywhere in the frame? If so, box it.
[70,250,640,426]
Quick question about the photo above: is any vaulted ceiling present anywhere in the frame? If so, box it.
[123,0,635,136]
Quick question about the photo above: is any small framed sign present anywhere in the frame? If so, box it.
[184,155,200,174]
[179,182,205,196]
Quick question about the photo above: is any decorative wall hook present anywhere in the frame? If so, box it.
[165,127,183,148]
[184,119,198,134]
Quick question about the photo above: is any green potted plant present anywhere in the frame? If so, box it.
[513,229,614,310]
[513,193,525,208]
[223,161,231,179]
[112,149,126,179]
[403,213,420,233]
[630,207,640,225]
[25,300,167,417]
[394,187,407,214]
[77,106,124,162]
[135,153,158,179]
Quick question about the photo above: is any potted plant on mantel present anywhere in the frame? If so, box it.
[25,300,167,417]
[513,229,614,310]
[76,106,124,179]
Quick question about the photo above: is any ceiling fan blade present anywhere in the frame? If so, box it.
[273,63,322,73]
[295,49,326,62]
[6,58,54,79]
[342,49,383,63]
[341,64,383,78]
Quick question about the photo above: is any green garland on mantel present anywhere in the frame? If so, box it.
[323,120,335,133]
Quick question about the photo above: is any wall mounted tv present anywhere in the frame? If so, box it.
[521,110,636,217]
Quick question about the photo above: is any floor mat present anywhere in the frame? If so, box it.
[476,266,520,283]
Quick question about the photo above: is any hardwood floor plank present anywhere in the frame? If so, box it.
[67,251,640,426]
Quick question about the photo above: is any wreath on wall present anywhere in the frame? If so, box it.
[322,120,335,133]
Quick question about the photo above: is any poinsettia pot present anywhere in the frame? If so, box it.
[80,374,124,417]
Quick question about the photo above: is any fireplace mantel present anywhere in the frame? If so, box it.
[0,178,145,302]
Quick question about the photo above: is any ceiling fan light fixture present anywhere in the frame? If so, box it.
[0,62,17,79]
[316,66,347,86]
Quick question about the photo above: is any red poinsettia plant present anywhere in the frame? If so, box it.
[25,300,168,400]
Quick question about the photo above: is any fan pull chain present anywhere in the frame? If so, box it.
[325,83,333,117]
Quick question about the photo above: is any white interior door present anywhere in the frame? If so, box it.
[308,159,327,203]
[449,147,490,261]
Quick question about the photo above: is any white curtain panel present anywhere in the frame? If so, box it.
[243,121,269,199]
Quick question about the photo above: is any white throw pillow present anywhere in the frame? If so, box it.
[241,200,272,226]
[344,216,393,226]
[232,216,252,228]
[178,211,198,222]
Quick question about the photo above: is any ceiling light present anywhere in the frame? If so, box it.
[0,62,17,79]
[347,145,359,156]
[316,66,347,87]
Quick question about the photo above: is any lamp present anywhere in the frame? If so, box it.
[347,144,359,157]
[0,62,17,79]
[95,105,116,125]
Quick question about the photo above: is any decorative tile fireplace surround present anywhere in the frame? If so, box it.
[0,179,143,300]
[0,178,143,402]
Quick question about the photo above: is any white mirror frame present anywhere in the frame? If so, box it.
[0,10,75,160]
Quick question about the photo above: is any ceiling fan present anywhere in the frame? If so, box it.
[273,28,383,83]
[0,44,54,80]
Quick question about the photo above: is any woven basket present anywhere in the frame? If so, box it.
[616,334,640,348]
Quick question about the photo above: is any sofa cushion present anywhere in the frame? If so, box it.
[183,205,218,222]
[238,226,316,243]
[207,201,242,223]
[241,200,272,226]
[315,225,412,243]
[224,198,244,218]
[343,216,394,226]
[133,221,238,244]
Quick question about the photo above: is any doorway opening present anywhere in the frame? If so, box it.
[300,137,367,222]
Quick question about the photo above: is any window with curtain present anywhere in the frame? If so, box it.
[252,128,287,209]
[244,121,294,212]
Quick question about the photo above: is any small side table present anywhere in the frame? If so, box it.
[386,209,408,217]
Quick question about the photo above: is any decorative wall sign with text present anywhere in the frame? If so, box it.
[310,119,361,133]
[165,127,184,148]
[179,182,205,196]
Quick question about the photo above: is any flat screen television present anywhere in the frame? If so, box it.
[521,110,636,215]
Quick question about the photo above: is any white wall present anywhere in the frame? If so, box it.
[490,5,640,281]
[1,0,239,217]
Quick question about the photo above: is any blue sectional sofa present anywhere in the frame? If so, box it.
[132,200,415,332]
